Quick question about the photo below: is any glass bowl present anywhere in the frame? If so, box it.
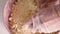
[3,0,60,34]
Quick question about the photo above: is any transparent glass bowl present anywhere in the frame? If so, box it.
[3,0,60,34]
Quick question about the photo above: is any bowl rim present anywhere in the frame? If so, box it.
[3,0,15,34]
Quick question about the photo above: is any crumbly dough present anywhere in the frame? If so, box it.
[9,0,37,34]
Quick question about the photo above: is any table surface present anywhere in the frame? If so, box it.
[0,0,10,34]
